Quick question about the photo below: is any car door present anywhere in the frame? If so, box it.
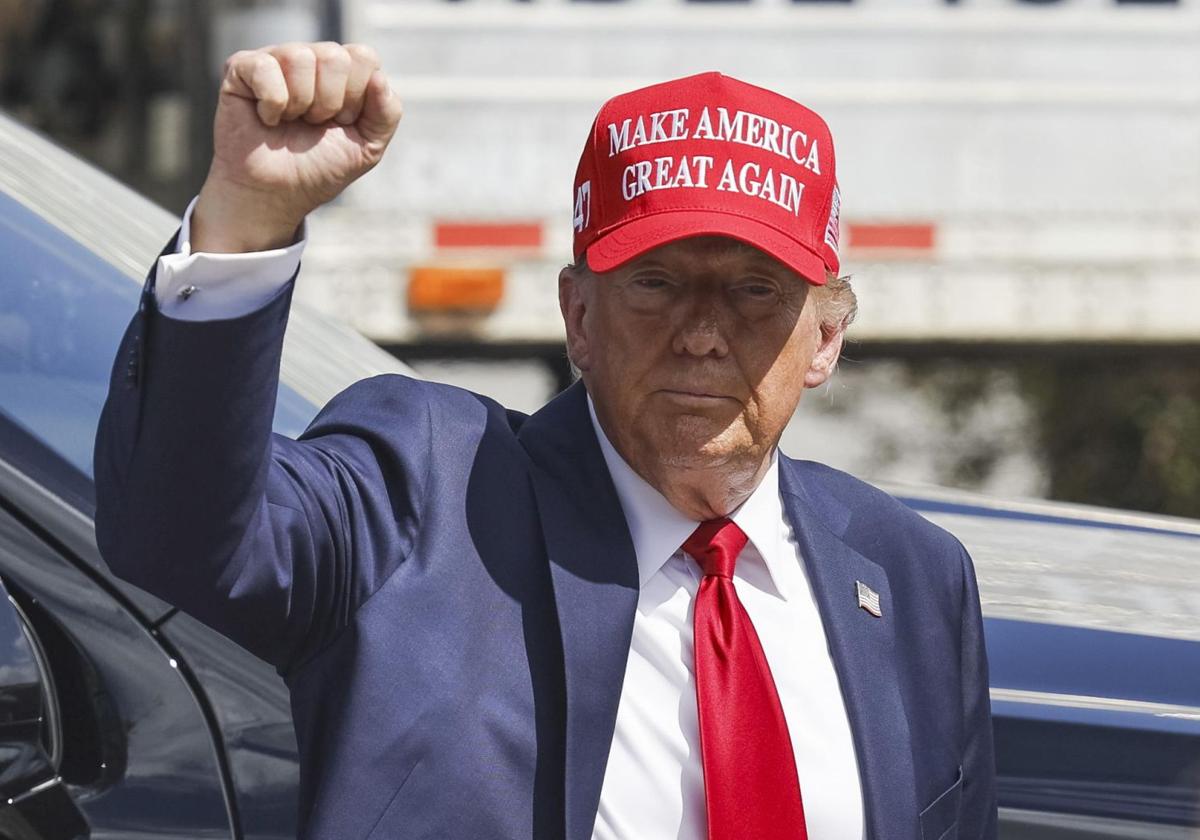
[0,481,236,838]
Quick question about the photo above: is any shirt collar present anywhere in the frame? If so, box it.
[587,395,788,599]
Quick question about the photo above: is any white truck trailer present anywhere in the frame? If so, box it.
[277,0,1200,353]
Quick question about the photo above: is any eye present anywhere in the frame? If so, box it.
[631,275,671,290]
[734,278,780,299]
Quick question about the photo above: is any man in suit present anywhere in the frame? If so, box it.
[95,42,997,840]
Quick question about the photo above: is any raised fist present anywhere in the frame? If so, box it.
[192,42,403,253]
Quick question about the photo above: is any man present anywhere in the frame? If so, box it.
[95,42,997,840]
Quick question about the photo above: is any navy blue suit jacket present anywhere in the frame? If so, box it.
[94,247,997,840]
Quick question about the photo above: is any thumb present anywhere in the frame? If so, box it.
[358,70,403,150]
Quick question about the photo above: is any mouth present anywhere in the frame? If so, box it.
[656,389,738,406]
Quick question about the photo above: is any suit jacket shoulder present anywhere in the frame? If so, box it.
[781,456,972,613]
[305,373,529,442]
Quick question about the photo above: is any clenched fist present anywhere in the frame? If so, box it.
[192,42,403,253]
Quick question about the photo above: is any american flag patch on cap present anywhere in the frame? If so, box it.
[856,580,882,617]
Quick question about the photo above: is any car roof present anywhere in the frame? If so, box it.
[887,481,1200,643]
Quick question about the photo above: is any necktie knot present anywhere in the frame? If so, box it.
[682,518,748,579]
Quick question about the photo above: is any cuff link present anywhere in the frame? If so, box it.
[177,284,198,300]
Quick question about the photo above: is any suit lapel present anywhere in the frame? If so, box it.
[519,382,640,840]
[778,459,919,840]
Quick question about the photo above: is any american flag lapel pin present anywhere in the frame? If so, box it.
[856,580,882,617]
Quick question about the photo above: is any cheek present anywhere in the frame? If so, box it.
[592,311,671,376]
[585,312,668,407]
[742,324,817,423]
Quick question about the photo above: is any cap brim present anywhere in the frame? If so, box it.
[585,211,829,285]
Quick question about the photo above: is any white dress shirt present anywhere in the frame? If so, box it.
[587,402,864,840]
[156,202,866,839]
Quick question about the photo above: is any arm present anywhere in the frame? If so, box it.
[94,41,405,674]
[958,541,999,838]
[95,267,429,673]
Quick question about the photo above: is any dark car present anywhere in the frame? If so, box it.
[902,487,1200,838]
[1,112,1197,839]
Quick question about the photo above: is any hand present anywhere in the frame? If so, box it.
[192,42,403,253]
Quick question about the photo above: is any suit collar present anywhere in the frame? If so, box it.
[778,457,920,839]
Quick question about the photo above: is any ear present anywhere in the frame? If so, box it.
[803,321,846,389]
[558,265,592,372]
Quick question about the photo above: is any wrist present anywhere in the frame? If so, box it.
[191,179,306,254]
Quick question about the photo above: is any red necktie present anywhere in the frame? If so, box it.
[684,518,809,840]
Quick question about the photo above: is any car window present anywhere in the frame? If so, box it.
[0,191,318,483]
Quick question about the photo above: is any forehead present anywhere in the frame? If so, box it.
[623,235,794,275]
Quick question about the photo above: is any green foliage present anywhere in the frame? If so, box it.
[1018,358,1200,519]
[890,355,1200,519]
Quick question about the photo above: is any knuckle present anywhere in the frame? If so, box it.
[263,89,288,109]
[346,42,380,67]
[278,42,315,70]
[225,49,256,76]
[321,45,352,72]
[250,52,277,76]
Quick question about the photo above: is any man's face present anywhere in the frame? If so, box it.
[560,236,844,484]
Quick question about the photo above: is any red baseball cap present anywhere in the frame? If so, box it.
[571,72,841,285]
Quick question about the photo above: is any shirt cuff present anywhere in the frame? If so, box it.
[153,195,307,321]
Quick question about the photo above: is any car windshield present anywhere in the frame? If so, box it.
[0,190,318,482]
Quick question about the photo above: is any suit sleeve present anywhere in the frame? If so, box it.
[93,236,430,675]
[957,540,999,838]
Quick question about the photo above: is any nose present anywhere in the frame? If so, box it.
[671,292,730,359]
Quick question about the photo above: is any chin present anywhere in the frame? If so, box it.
[645,415,754,470]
